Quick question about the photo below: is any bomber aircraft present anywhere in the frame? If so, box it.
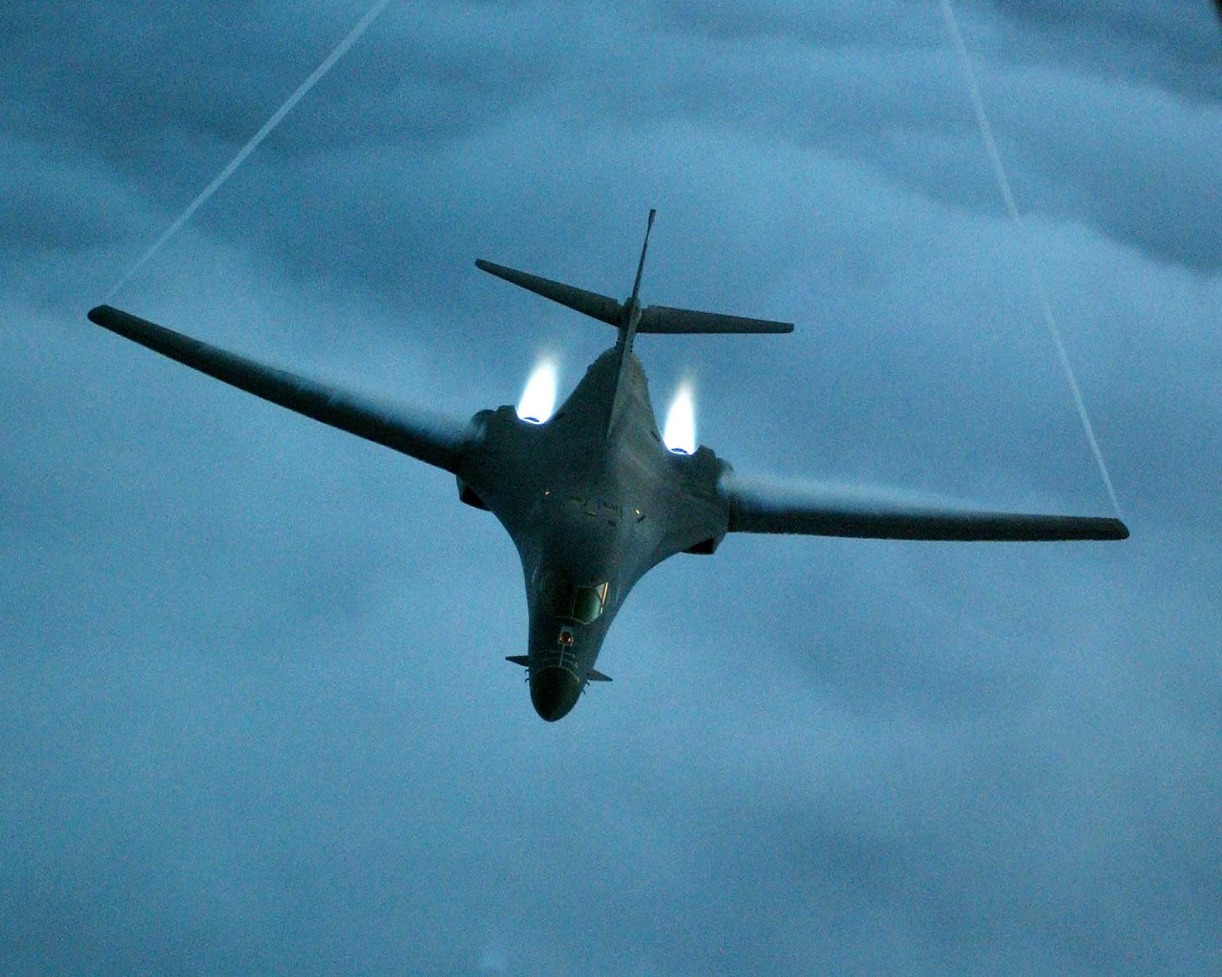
[88,212,1128,721]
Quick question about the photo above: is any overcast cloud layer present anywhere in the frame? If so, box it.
[2,2,1220,975]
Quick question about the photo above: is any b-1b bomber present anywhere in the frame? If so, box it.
[88,212,1127,721]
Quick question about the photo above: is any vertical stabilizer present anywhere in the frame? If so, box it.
[606,209,657,436]
[619,208,656,350]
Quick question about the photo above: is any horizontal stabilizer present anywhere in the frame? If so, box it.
[638,305,793,334]
[587,669,612,682]
[476,258,792,336]
[505,655,530,667]
[476,260,623,326]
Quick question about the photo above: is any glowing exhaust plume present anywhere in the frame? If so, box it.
[517,358,558,423]
[663,381,696,454]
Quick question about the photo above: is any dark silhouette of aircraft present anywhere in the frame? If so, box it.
[88,211,1127,721]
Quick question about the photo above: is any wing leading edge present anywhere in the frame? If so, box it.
[87,305,473,473]
[721,474,1128,542]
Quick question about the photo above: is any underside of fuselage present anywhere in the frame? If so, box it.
[455,346,731,720]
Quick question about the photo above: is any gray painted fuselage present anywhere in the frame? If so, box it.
[456,347,728,720]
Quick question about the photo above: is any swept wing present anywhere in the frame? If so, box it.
[87,305,473,473]
[721,473,1128,542]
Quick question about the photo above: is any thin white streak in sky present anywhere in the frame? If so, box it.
[937,0,1123,517]
[106,0,394,301]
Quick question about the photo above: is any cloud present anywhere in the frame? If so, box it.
[2,2,1219,975]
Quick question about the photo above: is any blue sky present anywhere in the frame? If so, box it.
[2,2,1219,974]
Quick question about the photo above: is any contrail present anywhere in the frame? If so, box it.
[936,0,1123,517]
[106,0,394,301]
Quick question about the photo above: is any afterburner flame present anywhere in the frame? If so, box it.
[517,358,558,423]
[663,381,696,454]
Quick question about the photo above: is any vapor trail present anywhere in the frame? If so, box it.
[106,0,394,301]
[936,0,1123,517]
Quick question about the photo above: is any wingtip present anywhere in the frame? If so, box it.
[87,304,112,325]
[1091,516,1129,540]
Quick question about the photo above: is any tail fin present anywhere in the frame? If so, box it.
[476,211,794,438]
[622,208,657,350]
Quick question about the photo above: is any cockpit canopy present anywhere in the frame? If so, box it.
[538,569,609,624]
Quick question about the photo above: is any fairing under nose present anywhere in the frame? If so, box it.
[530,667,581,722]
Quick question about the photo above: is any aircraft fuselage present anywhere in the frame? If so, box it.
[455,346,730,720]
[85,212,1126,725]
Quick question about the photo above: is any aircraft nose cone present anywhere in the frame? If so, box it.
[530,667,581,722]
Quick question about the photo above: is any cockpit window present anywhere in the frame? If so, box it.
[572,583,607,624]
[540,572,609,624]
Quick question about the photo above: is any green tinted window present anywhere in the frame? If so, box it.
[540,572,608,623]
[572,587,602,624]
